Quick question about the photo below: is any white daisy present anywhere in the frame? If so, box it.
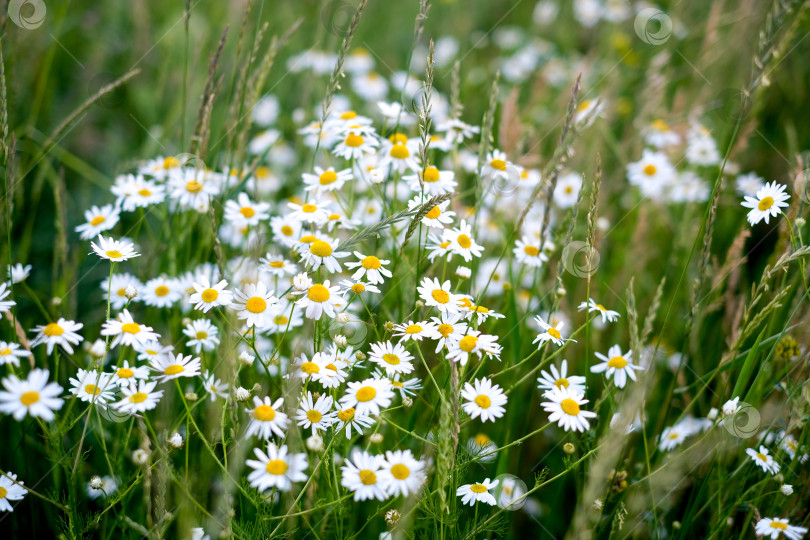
[102,272,142,309]
[246,443,308,492]
[345,252,392,285]
[446,330,502,366]
[340,378,394,417]
[456,478,498,506]
[741,181,790,226]
[287,199,332,225]
[443,220,484,262]
[392,320,439,343]
[302,166,353,193]
[541,386,597,432]
[0,471,27,512]
[755,517,808,540]
[183,319,220,352]
[591,345,642,388]
[417,277,463,314]
[189,276,233,312]
[75,205,120,240]
[142,276,182,308]
[300,238,350,273]
[245,396,289,439]
[68,369,115,406]
[223,192,271,226]
[0,282,15,317]
[0,341,32,367]
[461,378,507,423]
[101,309,159,349]
[335,405,376,438]
[90,235,140,262]
[295,392,337,434]
[368,341,415,376]
[231,281,278,328]
[295,280,343,320]
[0,369,64,421]
[380,449,427,497]
[150,352,202,382]
[340,450,387,501]
[113,380,164,414]
[404,165,456,196]
[746,445,781,475]
[430,313,468,354]
[109,360,150,387]
[513,236,549,267]
[202,371,229,401]
[537,359,586,396]
[30,318,85,355]
[577,298,620,323]
[532,316,574,347]
[332,126,379,160]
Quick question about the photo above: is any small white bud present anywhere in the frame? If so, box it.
[90,476,103,489]
[333,334,348,348]
[336,312,351,324]
[51,297,63,307]
[169,432,184,449]
[239,351,255,366]
[184,392,198,401]
[306,434,325,452]
[402,396,413,408]
[455,266,471,279]
[781,484,793,496]
[132,448,149,465]
[368,168,385,184]
[369,433,383,444]
[707,407,719,420]
[592,498,603,511]
[124,285,138,300]
[293,272,312,291]
[89,339,107,358]
[384,509,401,526]
[235,387,251,401]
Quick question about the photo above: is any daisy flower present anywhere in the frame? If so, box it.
[446,331,502,366]
[404,166,457,196]
[0,472,26,512]
[332,126,379,160]
[378,134,420,175]
[430,313,468,353]
[746,445,781,475]
[30,318,85,355]
[537,359,587,397]
[90,235,140,262]
[755,518,807,539]
[101,309,159,349]
[591,346,643,388]
[295,392,337,434]
[481,149,511,182]
[0,369,64,421]
[626,149,677,200]
[444,220,484,261]
[553,173,582,208]
[513,236,549,267]
[264,304,304,334]
[113,380,164,414]
[295,280,343,320]
[259,254,298,278]
[392,320,439,343]
[302,166,353,193]
[436,118,480,144]
[223,192,271,226]
[741,181,790,226]
[340,450,388,501]
[0,282,15,317]
[532,316,574,347]
[189,276,233,312]
[541,386,597,432]
[467,434,498,463]
[368,341,415,376]
[457,478,499,506]
[68,369,115,406]
[86,475,117,499]
[380,449,427,497]
[183,319,220,352]
[461,378,507,423]
[150,352,202,382]
[246,443,308,492]
[417,277,463,314]
[103,272,142,309]
[287,199,332,224]
[134,341,173,363]
[168,169,221,212]
[340,378,394,417]
[408,195,456,229]
[75,204,120,240]
[0,341,32,367]
[111,174,165,210]
[458,300,505,325]
[577,298,620,323]
[290,352,332,382]
[270,215,302,246]
[345,252,392,285]
[300,238,350,273]
[109,360,150,387]
[335,405,376,438]
[202,371,229,401]
[658,424,689,451]
[245,396,289,439]
[142,276,182,308]
[339,279,381,296]
[231,281,278,328]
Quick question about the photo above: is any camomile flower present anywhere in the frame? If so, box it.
[315,355,350,389]
[457,478,498,506]
[295,280,343,320]
[134,341,173,363]
[30,318,85,355]
[626,149,677,200]
[436,118,480,144]
[90,235,140,262]
[513,236,549,267]
[458,299,505,325]
[408,195,456,229]
[340,378,394,417]
[339,279,381,296]
[287,199,332,224]
[302,166,353,193]
[345,252,392,285]
[0,341,32,367]
[404,165,457,196]
[6,263,28,284]
[202,371,229,401]
[300,238,350,273]
[377,134,420,175]
[741,182,790,226]
[270,215,303,246]
[746,445,781,475]
[735,172,765,196]
[335,405,376,438]
[150,352,202,382]
[387,374,422,398]
[577,298,620,323]
[541,386,597,432]
[259,254,298,278]
[443,220,484,261]
[0,282,15,317]
[553,173,583,208]
[755,517,807,539]
[223,192,271,226]
[341,450,387,501]
[537,359,586,397]
[591,346,642,388]
[430,313,468,353]
[295,392,337,434]
[142,276,182,308]
[109,360,150,387]
[183,319,220,352]
[333,126,379,160]
[86,475,117,500]
[291,353,332,383]
[380,450,427,497]
[417,277,463,314]
[461,378,507,423]
[466,434,498,463]
[368,341,415,376]
[658,424,688,451]
[246,443,308,492]
[0,471,27,512]
[643,119,681,148]
[168,169,221,212]
[392,320,439,343]
[113,380,163,414]
[75,205,120,240]
[101,309,159,349]
[103,273,142,309]
[112,174,166,210]
[68,369,115,406]
[446,331,503,366]
[264,304,304,334]
[246,396,289,439]
[0,369,64,421]
[189,276,233,312]
[481,149,512,182]
[231,281,278,328]
[532,316,574,347]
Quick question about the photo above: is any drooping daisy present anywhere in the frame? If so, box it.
[335,405,376,438]
[380,450,427,497]
[0,282,15,317]
[30,318,85,355]
[75,204,120,240]
[246,443,308,492]
[90,235,140,262]
[183,319,220,352]
[457,478,499,506]
[0,471,26,512]
[444,220,484,262]
[5,265,30,285]
[0,369,64,421]
[150,352,202,382]
[231,281,278,328]
[295,392,337,434]
[109,360,150,387]
[302,166,353,193]
[223,192,271,226]
[577,298,620,323]
[245,396,289,439]
[446,331,502,366]
[404,165,457,196]
[532,316,574,347]
[541,386,597,432]
[141,276,182,308]
[417,277,463,314]
[68,369,115,406]
[461,378,507,423]
[392,320,439,343]
[113,380,164,414]
[340,378,394,417]
[537,359,587,397]
[101,309,159,349]
[741,182,790,226]
[300,238,350,273]
[746,445,781,475]
[345,252,392,285]
[0,341,32,367]
[368,341,415,376]
[754,517,807,539]
[189,276,233,312]
[591,346,642,388]
[340,450,388,501]
[295,280,343,320]
[202,371,229,401]
[513,236,549,267]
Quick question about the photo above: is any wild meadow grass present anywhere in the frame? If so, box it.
[1,0,810,538]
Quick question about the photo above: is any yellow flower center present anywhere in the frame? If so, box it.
[43,323,64,337]
[389,133,408,144]
[651,119,669,131]
[301,362,319,374]
[439,241,451,249]
[758,196,774,211]
[770,522,788,530]
[338,408,355,421]
[195,331,208,340]
[356,386,376,402]
[117,367,134,378]
[307,284,330,303]
[20,391,40,406]
[351,284,366,293]
[164,365,184,376]
[273,314,288,325]
[326,363,338,371]
[607,356,627,369]
[554,378,569,389]
[757,452,767,462]
[246,297,267,313]
[475,434,491,446]
[340,111,357,120]
[85,384,101,395]
[186,180,203,193]
[163,156,180,169]
[306,409,322,423]
[0,348,11,356]
[391,464,410,480]
[643,164,657,176]
[302,204,317,213]
[470,483,487,493]
[577,100,591,112]
[490,159,507,171]
[438,324,453,338]
[0,487,6,498]
[523,245,540,256]
[475,395,491,408]
[201,288,219,302]
[457,234,472,249]
[405,324,422,334]
[266,459,288,475]
[431,289,450,304]
[90,216,106,226]
[269,261,285,268]
[319,170,338,185]
[361,256,381,269]
[154,285,169,297]
[281,225,294,236]
[423,167,440,182]
[547,328,561,340]
[345,133,364,147]
[121,322,140,334]
[105,250,123,258]
[425,206,441,219]
[382,354,400,365]
[390,144,410,159]
[561,398,580,416]
[299,234,318,244]
[240,207,255,218]
[129,392,148,403]
[309,240,333,258]
[253,405,276,421]
[117,288,127,297]
[459,335,478,352]
[138,188,152,196]
[359,470,377,485]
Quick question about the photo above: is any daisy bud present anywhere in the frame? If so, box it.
[235,386,251,401]
[707,407,719,420]
[383,321,395,333]
[402,396,414,408]
[182,317,192,327]
[774,473,784,483]
[384,509,401,526]
[169,432,184,449]
[781,484,793,496]
[132,448,150,466]
[796,217,806,226]
[673,521,681,530]
[252,383,263,395]
[333,334,348,348]
[239,351,255,366]
[455,266,471,279]
[592,499,603,511]
[52,296,63,307]
[306,434,324,452]
[368,168,385,184]
[89,339,107,358]
[596,216,610,231]
[336,312,351,324]
[563,442,576,454]
[726,517,734,526]
[415,300,425,309]
[124,284,138,299]
[184,391,198,401]
[293,272,312,291]
[502,282,512,291]
[355,351,366,362]
[369,433,383,444]
[556,287,566,297]
[90,476,103,489]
